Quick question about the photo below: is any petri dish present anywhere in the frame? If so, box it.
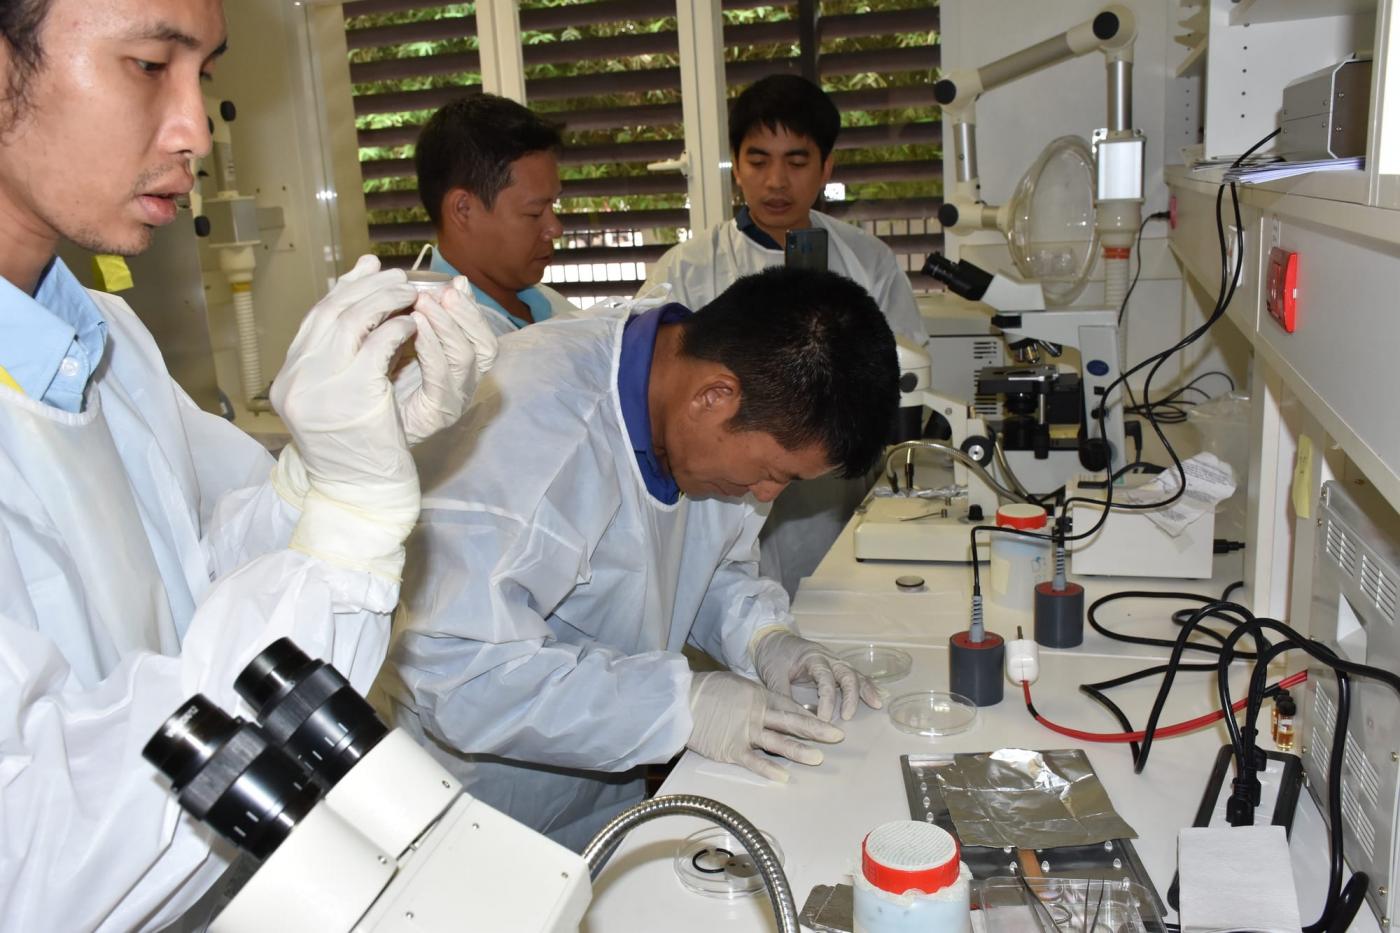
[888,691,978,737]
[675,826,784,898]
[838,644,913,685]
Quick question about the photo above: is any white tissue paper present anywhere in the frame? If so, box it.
[1178,825,1302,933]
[1117,452,1237,537]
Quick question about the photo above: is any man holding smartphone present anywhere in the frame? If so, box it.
[642,74,927,594]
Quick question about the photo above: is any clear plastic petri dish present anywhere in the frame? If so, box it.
[838,644,913,685]
[674,826,783,898]
[888,691,978,737]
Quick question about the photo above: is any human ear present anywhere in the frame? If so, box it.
[692,372,741,422]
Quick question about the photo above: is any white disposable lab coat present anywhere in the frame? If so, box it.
[377,304,793,852]
[641,210,924,594]
[0,276,396,932]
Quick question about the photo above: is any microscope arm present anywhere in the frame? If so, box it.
[934,4,1137,236]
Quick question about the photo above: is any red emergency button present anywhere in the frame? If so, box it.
[1266,247,1299,333]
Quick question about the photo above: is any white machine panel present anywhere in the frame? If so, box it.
[1304,479,1400,931]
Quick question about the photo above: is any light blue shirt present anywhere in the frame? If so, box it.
[0,258,108,412]
[429,247,554,331]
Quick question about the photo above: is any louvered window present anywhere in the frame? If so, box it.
[342,0,941,301]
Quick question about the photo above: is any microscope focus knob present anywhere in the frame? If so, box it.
[961,435,993,465]
[1079,437,1111,472]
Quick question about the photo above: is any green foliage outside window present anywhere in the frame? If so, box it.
[347,1,940,257]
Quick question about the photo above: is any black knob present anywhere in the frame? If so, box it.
[934,78,958,105]
[968,504,985,522]
[1093,12,1120,40]
[220,100,237,122]
[193,215,211,237]
[937,202,960,228]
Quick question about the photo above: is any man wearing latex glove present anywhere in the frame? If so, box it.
[270,256,495,580]
[686,672,846,783]
[751,628,884,722]
[378,267,898,852]
[392,276,500,446]
[0,2,475,928]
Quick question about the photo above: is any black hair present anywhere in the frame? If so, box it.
[0,0,51,130]
[680,266,898,478]
[728,74,841,161]
[415,92,563,226]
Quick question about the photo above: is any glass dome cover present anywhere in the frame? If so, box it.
[1007,135,1099,307]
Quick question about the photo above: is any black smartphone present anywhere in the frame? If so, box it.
[784,227,828,272]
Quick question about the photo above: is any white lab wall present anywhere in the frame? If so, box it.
[940,0,1249,396]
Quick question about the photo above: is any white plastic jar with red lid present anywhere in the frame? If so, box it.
[988,503,1051,613]
[852,821,971,932]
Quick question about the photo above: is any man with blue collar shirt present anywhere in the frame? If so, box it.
[377,267,896,852]
[0,0,496,927]
[416,93,576,334]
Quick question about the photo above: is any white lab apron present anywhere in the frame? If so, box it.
[0,386,177,683]
[382,305,787,853]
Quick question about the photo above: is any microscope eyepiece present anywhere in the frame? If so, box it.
[142,694,321,859]
[234,638,388,790]
[922,253,993,302]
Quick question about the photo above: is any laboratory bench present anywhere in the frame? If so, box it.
[582,514,1372,932]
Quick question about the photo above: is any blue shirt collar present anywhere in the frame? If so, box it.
[618,302,693,505]
[735,206,782,251]
[0,257,108,411]
[429,246,553,330]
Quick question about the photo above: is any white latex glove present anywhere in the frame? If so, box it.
[685,671,844,783]
[751,628,883,722]
[269,254,422,581]
[394,279,499,446]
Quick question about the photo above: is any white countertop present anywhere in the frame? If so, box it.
[582,507,1373,932]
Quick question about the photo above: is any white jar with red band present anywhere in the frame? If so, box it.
[988,503,1051,613]
[852,821,972,932]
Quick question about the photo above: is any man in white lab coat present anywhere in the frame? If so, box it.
[378,266,895,853]
[0,1,495,929]
[642,74,928,595]
[416,93,576,335]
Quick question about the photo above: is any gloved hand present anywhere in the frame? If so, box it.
[751,628,883,722]
[270,254,423,581]
[394,279,499,445]
[685,671,844,783]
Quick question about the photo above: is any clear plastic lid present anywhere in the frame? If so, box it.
[976,876,1163,932]
[888,691,978,737]
[1007,135,1099,307]
[838,644,913,685]
[674,826,783,898]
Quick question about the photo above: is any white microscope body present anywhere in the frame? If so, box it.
[215,729,590,932]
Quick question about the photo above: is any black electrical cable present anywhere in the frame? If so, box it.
[1210,615,1400,932]
[1059,128,1279,527]
[1132,600,1267,772]
[1088,590,1259,658]
[1117,211,1166,327]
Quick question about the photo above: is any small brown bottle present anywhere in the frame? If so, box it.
[1272,691,1297,753]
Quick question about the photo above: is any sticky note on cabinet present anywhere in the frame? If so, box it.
[92,254,134,292]
[1292,434,1315,519]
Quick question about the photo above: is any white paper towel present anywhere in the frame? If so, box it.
[1178,825,1303,932]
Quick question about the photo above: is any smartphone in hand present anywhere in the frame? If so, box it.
[784,227,829,272]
